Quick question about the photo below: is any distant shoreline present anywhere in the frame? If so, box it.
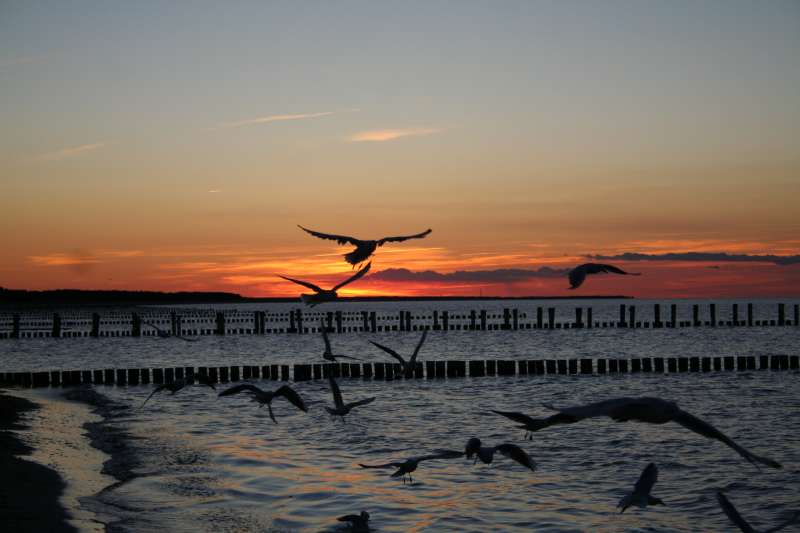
[0,288,631,309]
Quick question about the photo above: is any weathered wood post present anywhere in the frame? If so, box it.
[370,311,377,332]
[670,304,677,327]
[335,311,343,333]
[252,311,260,334]
[215,312,225,335]
[405,311,412,331]
[433,310,440,330]
[732,304,739,326]
[536,307,543,329]
[91,313,100,337]
[502,308,511,330]
[512,309,519,330]
[709,303,717,327]
[469,310,477,330]
[11,314,20,339]
[547,307,555,329]
[692,304,700,327]
[361,311,369,331]
[398,311,405,331]
[476,310,483,330]
[289,309,297,333]
[52,313,62,338]
[587,307,593,328]
[795,304,799,327]
[778,303,785,326]
[170,311,178,336]
[295,309,303,333]
[132,312,142,337]
[618,304,626,327]
[747,303,754,326]
[628,305,636,328]
[574,307,583,328]
[654,304,661,328]
[442,310,449,331]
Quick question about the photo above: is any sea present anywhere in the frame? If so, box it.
[2,298,799,532]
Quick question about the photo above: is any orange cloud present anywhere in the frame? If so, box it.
[39,142,105,161]
[346,127,439,142]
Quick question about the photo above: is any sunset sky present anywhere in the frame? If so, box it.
[2,2,799,298]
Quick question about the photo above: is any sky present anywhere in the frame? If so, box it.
[1,1,799,298]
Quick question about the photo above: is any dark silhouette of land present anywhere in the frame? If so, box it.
[1,287,631,308]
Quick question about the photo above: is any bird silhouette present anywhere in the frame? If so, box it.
[492,397,781,469]
[298,225,432,267]
[337,511,370,532]
[140,375,216,408]
[320,319,361,362]
[567,263,640,289]
[279,263,371,307]
[717,491,799,533]
[218,383,308,423]
[464,438,536,471]
[325,374,375,422]
[369,329,427,378]
[359,450,463,484]
[617,463,665,513]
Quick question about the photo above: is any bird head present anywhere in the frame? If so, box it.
[465,437,481,458]
[360,511,370,521]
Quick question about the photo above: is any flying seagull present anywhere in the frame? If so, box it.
[143,320,197,342]
[320,319,361,362]
[717,491,799,533]
[278,262,371,307]
[298,225,432,267]
[218,383,308,424]
[337,511,370,532]
[617,463,665,513]
[359,449,463,484]
[140,375,216,408]
[325,374,375,421]
[567,263,640,290]
[492,397,781,469]
[464,438,536,472]
[369,329,427,378]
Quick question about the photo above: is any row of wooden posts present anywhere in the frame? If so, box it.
[1,303,799,339]
[1,354,797,388]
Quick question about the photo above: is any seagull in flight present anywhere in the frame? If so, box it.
[337,511,370,532]
[325,374,375,422]
[140,375,216,408]
[492,397,781,469]
[369,329,427,378]
[320,319,361,362]
[617,463,665,513]
[298,225,432,267]
[218,383,308,424]
[464,438,536,472]
[359,449,463,484]
[717,491,799,533]
[567,263,640,290]
[278,262,371,307]
[143,320,197,342]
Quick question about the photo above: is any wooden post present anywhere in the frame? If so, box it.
[747,303,753,326]
[536,307,543,329]
[628,305,636,328]
[370,311,377,332]
[512,309,519,330]
[701,357,711,372]
[587,307,593,329]
[11,314,20,339]
[692,304,700,326]
[469,360,486,377]
[93,369,103,384]
[253,312,260,334]
[442,311,449,331]
[90,313,100,337]
[670,304,677,327]
[597,359,607,374]
[653,358,665,373]
[709,303,717,327]
[405,311,412,331]
[580,359,592,374]
[502,308,511,330]
[630,358,641,373]
[480,310,487,330]
[289,309,297,333]
[575,308,583,328]
[794,304,799,327]
[334,310,342,333]
[132,313,141,337]
[170,311,178,336]
[732,304,739,326]
[778,303,785,326]
[654,304,661,328]
[433,310,440,330]
[618,304,626,327]
[52,313,62,338]
[215,312,225,335]
[547,308,555,329]
[398,311,405,331]
[642,358,653,372]
[295,309,303,333]
[470,310,477,330]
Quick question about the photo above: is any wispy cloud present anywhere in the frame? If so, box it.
[208,189,221,193]
[39,142,105,161]
[346,127,439,142]
[589,252,800,266]
[219,108,359,129]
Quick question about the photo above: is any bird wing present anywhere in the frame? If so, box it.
[491,410,538,425]
[496,443,536,471]
[297,225,363,246]
[337,514,360,523]
[596,263,640,276]
[140,384,168,408]
[377,228,432,245]
[278,275,323,293]
[764,512,800,533]
[417,450,465,462]
[410,328,428,365]
[345,396,376,410]
[275,385,308,412]
[567,265,587,289]
[369,340,406,365]
[716,492,756,533]
[633,463,658,495]
[332,262,371,291]
[218,383,263,397]
[358,461,404,469]
[328,374,344,409]
[320,319,332,353]
[673,409,782,469]
[547,397,640,420]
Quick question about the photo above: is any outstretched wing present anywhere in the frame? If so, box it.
[716,492,756,533]
[358,461,403,469]
[596,263,640,276]
[333,262,371,291]
[320,319,332,353]
[377,228,432,245]
[345,396,375,410]
[568,265,587,289]
[410,329,428,365]
[328,374,344,409]
[633,463,658,495]
[298,225,363,246]
[218,383,263,397]
[496,443,536,471]
[492,410,538,425]
[140,384,168,408]
[674,409,782,469]
[278,275,323,293]
[370,340,406,365]
[418,450,465,462]
[275,385,308,412]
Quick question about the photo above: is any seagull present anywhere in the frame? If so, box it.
[325,374,375,422]
[717,491,799,533]
[321,319,361,362]
[140,375,216,408]
[337,511,370,532]
[278,262,371,307]
[298,225,432,267]
[359,449,463,484]
[492,397,781,469]
[143,320,197,342]
[617,463,665,513]
[464,438,536,471]
[218,383,308,424]
[369,329,427,378]
[567,263,640,290]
